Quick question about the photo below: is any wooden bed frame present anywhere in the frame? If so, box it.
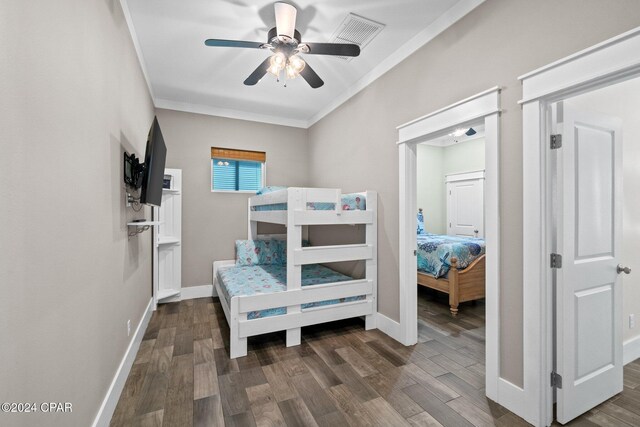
[417,254,486,316]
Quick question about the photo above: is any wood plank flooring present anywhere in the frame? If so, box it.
[110,287,638,426]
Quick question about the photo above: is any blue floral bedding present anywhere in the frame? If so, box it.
[251,189,366,211]
[417,233,485,278]
[217,264,365,319]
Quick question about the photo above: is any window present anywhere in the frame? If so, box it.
[211,147,265,192]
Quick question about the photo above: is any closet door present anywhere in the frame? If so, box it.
[555,102,623,424]
[446,172,484,238]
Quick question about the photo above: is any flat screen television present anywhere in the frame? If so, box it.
[139,117,167,207]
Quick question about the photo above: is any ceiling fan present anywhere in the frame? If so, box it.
[204,2,361,88]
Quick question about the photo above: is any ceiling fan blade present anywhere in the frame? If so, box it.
[300,63,324,89]
[244,57,272,86]
[274,2,297,39]
[205,39,265,49]
[303,42,360,57]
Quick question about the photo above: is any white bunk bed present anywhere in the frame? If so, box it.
[213,187,377,358]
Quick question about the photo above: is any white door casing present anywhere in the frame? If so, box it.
[397,87,504,409]
[446,172,485,238]
[554,102,623,423]
[520,26,640,427]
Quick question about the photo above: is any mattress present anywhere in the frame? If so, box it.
[251,192,366,211]
[217,264,365,319]
[417,233,485,278]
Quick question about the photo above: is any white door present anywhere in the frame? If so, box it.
[555,102,624,424]
[447,174,484,238]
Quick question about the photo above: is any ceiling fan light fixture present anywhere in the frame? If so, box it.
[286,55,306,78]
[269,52,286,68]
[268,52,287,77]
[289,55,305,72]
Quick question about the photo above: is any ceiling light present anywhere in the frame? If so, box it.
[267,52,286,77]
[450,128,469,137]
[285,55,306,79]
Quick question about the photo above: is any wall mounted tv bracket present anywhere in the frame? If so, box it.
[124,152,146,206]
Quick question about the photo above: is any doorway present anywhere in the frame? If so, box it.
[520,26,640,427]
[397,87,505,407]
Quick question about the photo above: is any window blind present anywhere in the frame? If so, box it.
[212,158,263,191]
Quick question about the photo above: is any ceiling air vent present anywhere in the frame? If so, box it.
[329,13,385,61]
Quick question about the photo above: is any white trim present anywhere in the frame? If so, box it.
[308,0,485,127]
[445,170,485,182]
[92,298,153,427]
[397,87,502,406]
[397,86,502,145]
[155,99,308,129]
[624,335,640,365]
[119,0,156,102]
[398,87,499,130]
[180,284,217,300]
[520,25,640,427]
[375,312,403,342]
[518,26,640,81]
[518,27,640,104]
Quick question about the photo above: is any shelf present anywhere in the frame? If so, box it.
[127,221,162,237]
[158,237,180,245]
[157,289,181,301]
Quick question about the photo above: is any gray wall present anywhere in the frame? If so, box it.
[417,139,485,234]
[0,1,155,426]
[307,0,640,386]
[156,109,309,288]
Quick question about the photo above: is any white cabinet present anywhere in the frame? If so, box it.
[153,169,182,306]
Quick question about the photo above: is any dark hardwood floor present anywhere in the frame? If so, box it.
[110,287,639,426]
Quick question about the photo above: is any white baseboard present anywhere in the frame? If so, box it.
[92,298,153,427]
[179,284,216,300]
[624,335,640,365]
[375,312,403,343]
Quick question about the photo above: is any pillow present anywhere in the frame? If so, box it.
[235,239,281,266]
[256,186,287,195]
[417,209,425,235]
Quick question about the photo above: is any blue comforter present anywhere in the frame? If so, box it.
[417,233,485,278]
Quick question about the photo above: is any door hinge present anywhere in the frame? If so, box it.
[550,253,563,269]
[413,250,417,256]
[550,134,562,149]
[551,372,563,389]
